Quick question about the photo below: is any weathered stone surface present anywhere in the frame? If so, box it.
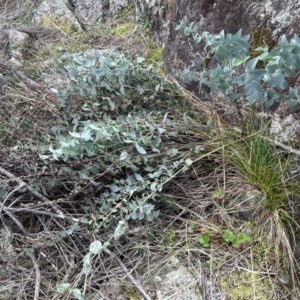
[269,114,300,143]
[139,0,300,91]
[264,0,300,39]
[286,16,300,40]
[70,0,128,24]
[7,30,30,66]
[154,257,203,300]
[0,29,30,66]
[32,0,83,30]
[32,0,128,30]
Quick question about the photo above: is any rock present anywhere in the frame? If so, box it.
[75,0,128,24]
[139,0,300,95]
[269,114,300,143]
[264,0,300,39]
[99,277,124,299]
[226,182,264,221]
[0,29,30,67]
[32,0,82,31]
[8,30,30,67]
[154,257,203,300]
[286,16,300,40]
[32,0,128,30]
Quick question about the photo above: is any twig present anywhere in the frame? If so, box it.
[0,183,25,214]
[27,251,41,300]
[0,201,29,235]
[0,58,44,89]
[0,166,76,222]
[271,138,300,157]
[5,206,79,222]
[62,255,75,282]
[0,177,29,234]
[103,248,152,300]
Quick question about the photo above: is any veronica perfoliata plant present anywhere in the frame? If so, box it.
[176,22,300,109]
[52,48,171,115]
[42,47,203,229]
[39,110,202,224]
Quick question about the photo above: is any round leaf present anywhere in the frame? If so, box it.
[89,241,103,254]
[135,143,146,154]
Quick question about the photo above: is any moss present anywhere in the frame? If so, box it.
[145,45,164,74]
[112,23,135,36]
[250,27,276,67]
[122,284,142,300]
[219,269,272,300]
[149,46,163,63]
[216,223,294,300]
[39,14,77,34]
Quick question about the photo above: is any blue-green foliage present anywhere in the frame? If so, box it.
[40,112,194,223]
[42,49,205,225]
[176,22,300,109]
[52,49,169,114]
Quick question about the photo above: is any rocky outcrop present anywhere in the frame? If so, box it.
[139,0,300,86]
[3,0,300,78]
[32,0,128,30]
[2,0,300,75]
[32,0,83,30]
[0,0,129,66]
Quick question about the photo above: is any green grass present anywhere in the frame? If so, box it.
[223,120,300,288]
[226,124,295,212]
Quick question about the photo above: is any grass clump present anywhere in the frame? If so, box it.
[223,121,300,288]
[227,123,296,212]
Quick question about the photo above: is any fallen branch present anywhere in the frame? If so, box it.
[27,251,41,300]
[104,247,152,300]
[271,138,300,157]
[0,201,29,235]
[6,206,79,222]
[0,183,25,213]
[0,166,76,223]
[0,58,46,90]
[16,26,56,39]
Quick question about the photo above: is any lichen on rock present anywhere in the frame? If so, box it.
[39,14,77,33]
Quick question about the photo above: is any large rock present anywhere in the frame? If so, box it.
[138,0,300,86]
[32,0,82,30]
[32,0,128,30]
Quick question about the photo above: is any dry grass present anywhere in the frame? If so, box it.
[0,0,40,26]
[0,6,300,300]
